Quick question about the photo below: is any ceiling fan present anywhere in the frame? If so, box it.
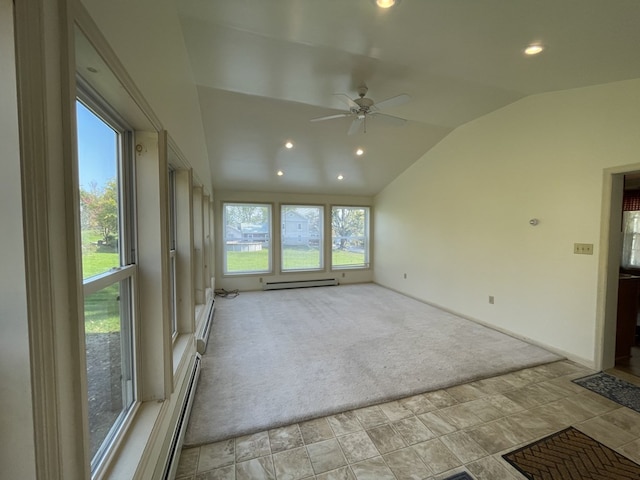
[311,85,410,135]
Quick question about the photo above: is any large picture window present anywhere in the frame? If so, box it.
[223,203,272,274]
[281,205,324,271]
[76,98,136,469]
[331,206,370,269]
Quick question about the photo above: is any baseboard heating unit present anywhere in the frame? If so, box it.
[263,278,339,291]
[196,297,215,354]
[161,353,201,480]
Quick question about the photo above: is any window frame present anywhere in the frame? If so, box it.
[330,205,371,270]
[76,88,138,473]
[280,204,325,273]
[168,167,178,340]
[222,202,273,275]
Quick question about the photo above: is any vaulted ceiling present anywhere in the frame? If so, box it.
[176,0,640,196]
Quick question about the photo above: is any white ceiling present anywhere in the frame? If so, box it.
[176,0,640,196]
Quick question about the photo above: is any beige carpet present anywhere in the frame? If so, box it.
[184,283,561,446]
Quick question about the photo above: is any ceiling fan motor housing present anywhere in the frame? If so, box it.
[353,96,374,114]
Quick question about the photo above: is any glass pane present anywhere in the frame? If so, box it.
[332,207,370,268]
[224,204,271,273]
[282,205,323,271]
[84,280,134,462]
[77,101,120,279]
[622,211,640,268]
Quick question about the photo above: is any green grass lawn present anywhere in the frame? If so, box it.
[226,246,366,272]
[82,230,121,333]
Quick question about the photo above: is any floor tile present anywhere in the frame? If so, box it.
[315,466,356,480]
[181,363,640,480]
[471,376,516,395]
[422,390,458,409]
[575,415,637,448]
[463,398,505,422]
[379,400,414,421]
[367,424,407,454]
[352,405,388,429]
[272,446,314,480]
[412,438,461,474]
[433,404,484,430]
[384,447,433,480]
[300,418,335,445]
[466,455,519,480]
[235,432,270,462]
[337,431,379,463]
[502,384,559,409]
[601,407,640,436]
[350,456,395,480]
[399,393,438,415]
[467,417,531,454]
[445,383,486,403]
[235,456,275,480]
[439,430,488,464]
[198,440,235,472]
[393,416,436,444]
[176,447,199,478]
[269,424,304,453]
[196,465,235,480]
[328,412,362,436]
[307,439,347,475]
[417,412,458,436]
[618,438,640,463]
[483,394,524,416]
[507,409,557,438]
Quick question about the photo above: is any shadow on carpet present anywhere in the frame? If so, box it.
[503,427,640,479]
[573,372,640,413]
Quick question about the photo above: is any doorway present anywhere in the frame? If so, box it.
[600,169,640,378]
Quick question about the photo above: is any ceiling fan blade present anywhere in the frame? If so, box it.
[371,113,407,126]
[310,113,349,122]
[373,93,411,111]
[347,117,364,136]
[334,93,359,110]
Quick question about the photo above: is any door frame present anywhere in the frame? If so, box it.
[596,164,640,371]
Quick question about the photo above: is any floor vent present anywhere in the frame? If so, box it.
[263,278,339,291]
[162,353,201,480]
[196,298,215,354]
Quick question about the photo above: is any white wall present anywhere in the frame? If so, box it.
[374,78,640,365]
[0,0,36,476]
[80,0,211,190]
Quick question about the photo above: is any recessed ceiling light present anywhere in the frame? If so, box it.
[376,0,396,8]
[285,141,294,149]
[277,170,284,176]
[524,44,544,55]
[356,148,365,156]
[337,174,344,180]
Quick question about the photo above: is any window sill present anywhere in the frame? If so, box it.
[100,400,163,480]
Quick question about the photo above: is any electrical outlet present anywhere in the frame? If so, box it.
[489,295,495,304]
[342,272,345,278]
[573,243,594,255]
[403,273,407,279]
[259,277,263,283]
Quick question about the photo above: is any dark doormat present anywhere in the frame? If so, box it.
[573,372,640,413]
[503,427,640,479]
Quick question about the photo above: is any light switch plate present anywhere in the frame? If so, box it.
[574,243,593,255]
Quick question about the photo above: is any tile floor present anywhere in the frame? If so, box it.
[175,361,640,480]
